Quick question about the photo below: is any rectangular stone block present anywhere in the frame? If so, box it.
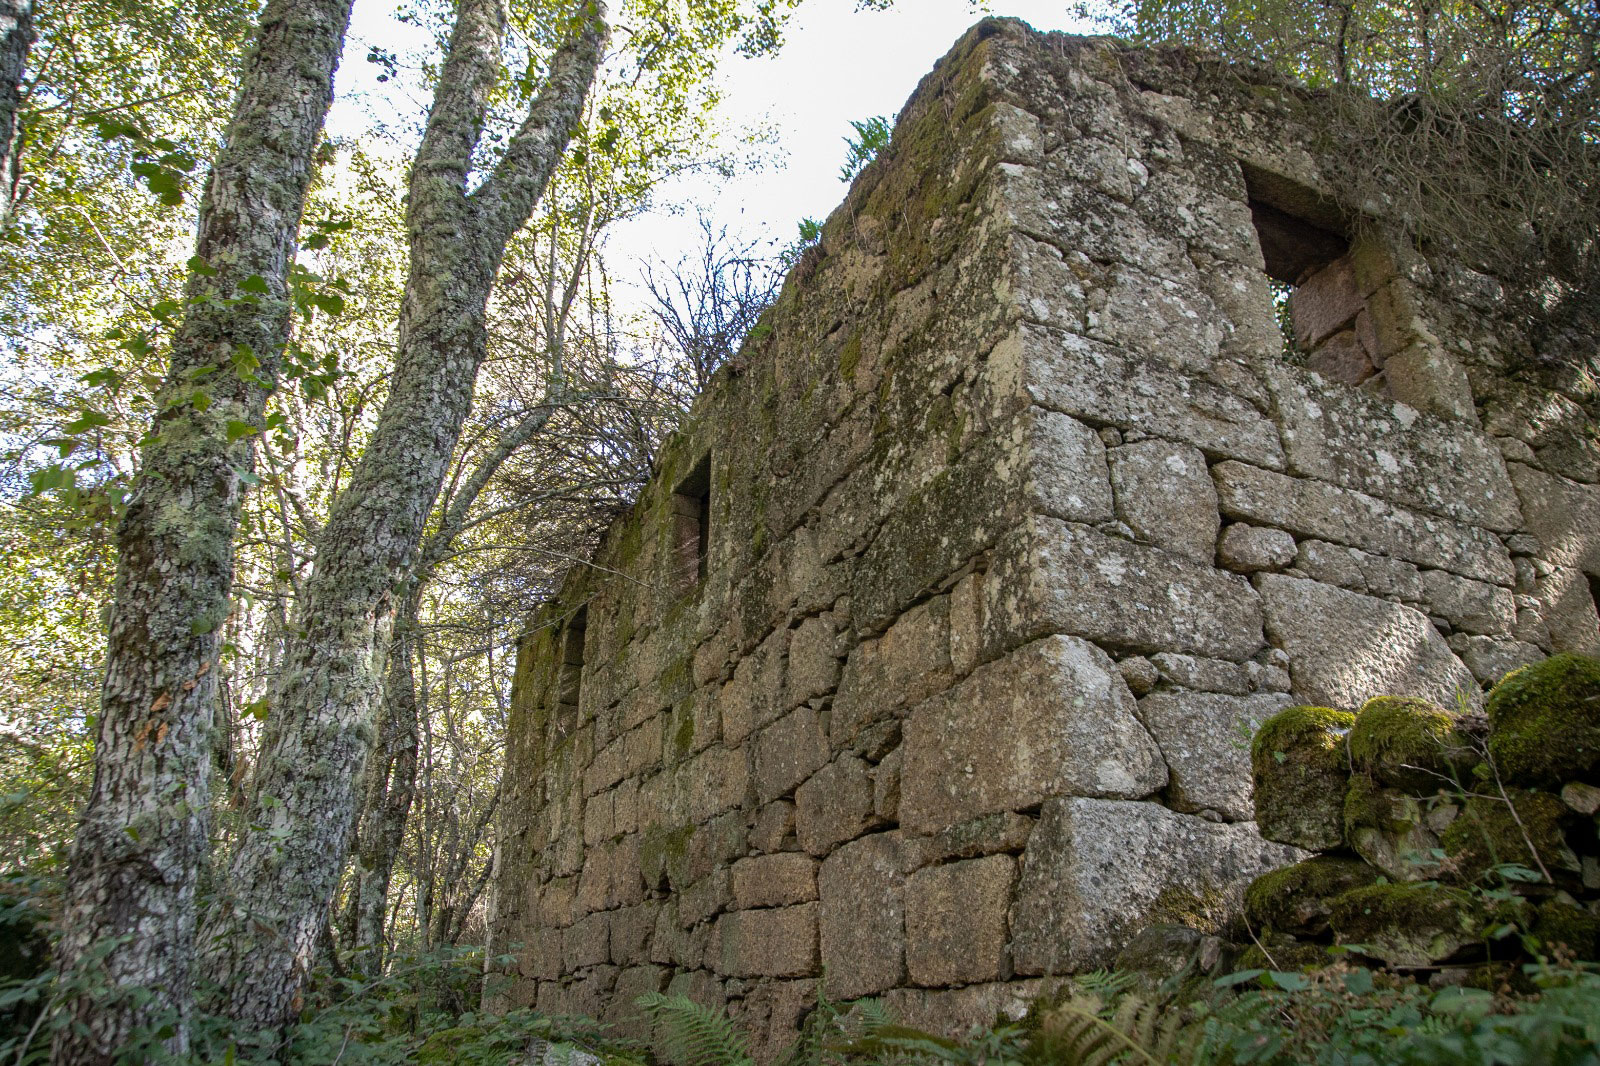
[832,596,954,746]
[1509,462,1600,574]
[1294,538,1424,601]
[819,833,911,999]
[716,903,819,978]
[1213,461,1514,585]
[1258,574,1481,710]
[731,853,819,909]
[902,635,1167,834]
[795,754,876,856]
[1419,569,1516,636]
[1108,438,1221,564]
[1265,363,1520,530]
[906,855,1017,986]
[1000,323,1285,470]
[984,517,1265,661]
[753,706,829,803]
[563,911,610,969]
[1135,690,1292,820]
[1011,798,1301,973]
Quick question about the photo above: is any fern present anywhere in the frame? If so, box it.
[1030,993,1187,1066]
[637,991,754,1066]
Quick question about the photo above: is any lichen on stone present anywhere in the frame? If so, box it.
[1251,705,1355,850]
[1485,653,1600,787]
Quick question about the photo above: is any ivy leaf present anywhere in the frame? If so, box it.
[239,275,271,294]
[226,420,262,442]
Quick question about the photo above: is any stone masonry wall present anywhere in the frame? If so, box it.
[488,20,1600,1056]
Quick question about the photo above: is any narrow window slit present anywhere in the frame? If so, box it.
[672,453,712,593]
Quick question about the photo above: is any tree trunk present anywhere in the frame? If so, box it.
[50,0,353,1059]
[197,0,606,1033]
[0,0,31,216]
[345,591,422,976]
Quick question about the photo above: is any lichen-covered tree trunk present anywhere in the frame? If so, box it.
[49,0,354,1060]
[198,0,606,1032]
[0,0,32,215]
[344,592,422,975]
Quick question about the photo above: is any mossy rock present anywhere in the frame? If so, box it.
[1440,787,1579,885]
[1244,855,1381,937]
[1486,653,1600,788]
[1343,775,1445,881]
[1532,898,1600,960]
[1251,706,1355,850]
[1327,882,1486,967]
[1235,939,1330,973]
[1348,695,1475,792]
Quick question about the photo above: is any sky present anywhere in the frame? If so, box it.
[329,0,1097,298]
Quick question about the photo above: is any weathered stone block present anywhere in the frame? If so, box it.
[1214,461,1514,585]
[906,855,1017,986]
[1149,652,1254,696]
[1418,569,1516,636]
[609,903,658,966]
[1135,690,1292,819]
[1290,254,1361,347]
[819,833,910,999]
[1002,323,1285,470]
[717,903,819,978]
[1011,798,1302,973]
[1265,363,1519,530]
[1294,538,1424,601]
[1447,634,1543,684]
[731,853,819,909]
[786,614,841,707]
[1258,575,1480,710]
[753,707,829,802]
[1509,463,1600,574]
[902,635,1167,833]
[1108,439,1221,563]
[563,911,610,969]
[1217,523,1296,573]
[795,754,875,856]
[832,597,954,745]
[1533,566,1600,656]
[984,517,1265,661]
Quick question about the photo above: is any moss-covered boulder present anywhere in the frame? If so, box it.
[1343,775,1445,881]
[1440,788,1580,884]
[1251,706,1355,850]
[1486,654,1600,788]
[1533,898,1600,958]
[1348,695,1474,792]
[1235,938,1330,972]
[1244,855,1382,937]
[1327,882,1486,967]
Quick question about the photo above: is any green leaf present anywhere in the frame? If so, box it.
[190,616,216,635]
[191,390,212,412]
[226,420,261,442]
[243,698,269,722]
[188,255,218,276]
[239,275,271,294]
[312,291,345,315]
[1267,971,1310,991]
[1214,969,1266,988]
[64,409,112,434]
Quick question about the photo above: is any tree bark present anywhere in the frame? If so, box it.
[50,0,353,1059]
[198,0,606,1032]
[0,0,31,216]
[344,592,422,976]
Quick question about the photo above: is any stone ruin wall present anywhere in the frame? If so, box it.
[488,19,1600,1056]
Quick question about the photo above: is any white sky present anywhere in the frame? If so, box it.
[330,0,1097,297]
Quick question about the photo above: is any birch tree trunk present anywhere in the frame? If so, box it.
[198,0,607,1032]
[49,0,353,1060]
[0,0,31,216]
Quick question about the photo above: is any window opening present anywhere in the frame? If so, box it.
[555,606,587,733]
[672,453,712,593]
[1247,198,1381,387]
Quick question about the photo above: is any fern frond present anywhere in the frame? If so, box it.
[1035,995,1167,1066]
[637,991,755,1066]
